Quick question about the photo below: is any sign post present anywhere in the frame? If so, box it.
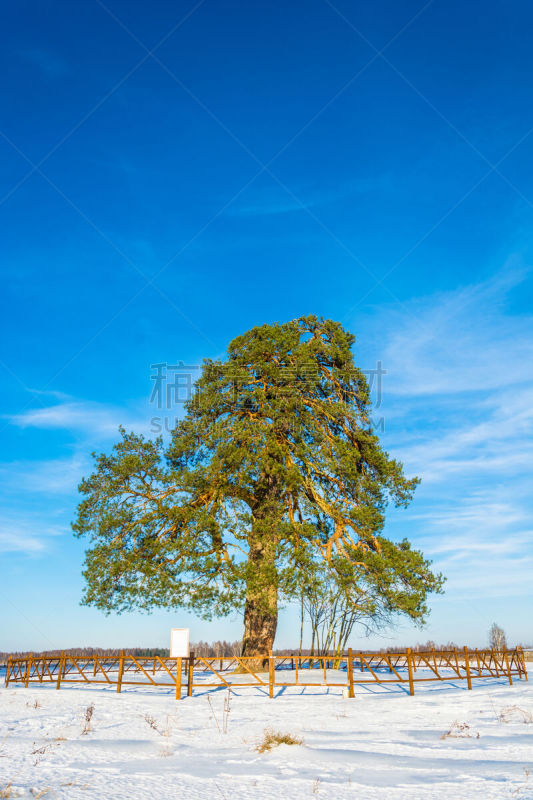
[170,629,190,700]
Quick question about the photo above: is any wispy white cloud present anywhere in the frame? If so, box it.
[0,455,90,495]
[0,395,180,560]
[378,264,532,398]
[0,515,66,555]
[27,388,71,401]
[394,389,533,482]
[6,400,147,439]
[354,265,533,603]
[415,495,530,546]
[360,265,533,484]
[408,486,533,600]
[0,398,165,560]
[229,176,391,217]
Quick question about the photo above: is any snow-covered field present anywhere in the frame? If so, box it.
[1,673,532,799]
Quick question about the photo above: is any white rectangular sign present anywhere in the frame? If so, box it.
[170,627,190,658]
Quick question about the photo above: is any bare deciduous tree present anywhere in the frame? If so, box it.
[489,622,507,650]
[299,538,443,657]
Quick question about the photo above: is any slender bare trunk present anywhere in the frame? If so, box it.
[298,594,304,658]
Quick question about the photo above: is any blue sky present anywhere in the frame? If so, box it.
[2,0,533,652]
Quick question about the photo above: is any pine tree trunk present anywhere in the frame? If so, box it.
[241,594,277,659]
[240,534,278,666]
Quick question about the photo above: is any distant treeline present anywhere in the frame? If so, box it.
[381,641,462,653]
[381,640,532,653]
[0,640,243,664]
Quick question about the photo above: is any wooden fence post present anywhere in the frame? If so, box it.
[453,647,460,679]
[295,655,299,683]
[187,651,195,697]
[268,650,274,699]
[514,647,521,680]
[56,652,65,690]
[347,648,354,698]
[175,657,182,700]
[406,648,415,696]
[474,648,481,678]
[503,647,513,686]
[116,650,125,693]
[5,656,11,688]
[24,653,33,688]
[491,648,500,677]
[520,647,528,682]
[463,646,472,690]
[360,653,364,673]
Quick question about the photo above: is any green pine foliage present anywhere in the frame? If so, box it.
[73,316,444,653]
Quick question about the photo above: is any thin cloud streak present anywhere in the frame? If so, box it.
[228,177,391,217]
[6,400,149,439]
[358,266,533,602]
[0,516,67,555]
[0,455,90,495]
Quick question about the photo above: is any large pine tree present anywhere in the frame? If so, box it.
[73,316,443,656]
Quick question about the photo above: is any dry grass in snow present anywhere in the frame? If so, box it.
[256,728,304,753]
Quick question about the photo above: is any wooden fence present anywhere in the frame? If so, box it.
[5,646,527,699]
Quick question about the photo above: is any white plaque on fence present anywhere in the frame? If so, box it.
[170,628,190,658]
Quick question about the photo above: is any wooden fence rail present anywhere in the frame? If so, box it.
[4,646,527,699]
